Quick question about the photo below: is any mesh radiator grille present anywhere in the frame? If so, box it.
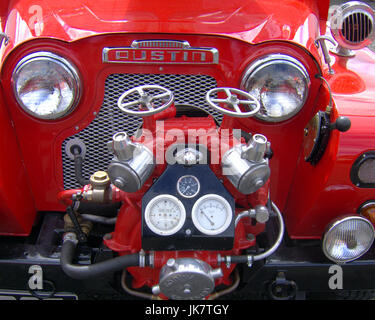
[62,73,218,189]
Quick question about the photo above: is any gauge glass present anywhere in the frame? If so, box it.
[177,175,200,198]
[144,195,186,236]
[192,194,232,235]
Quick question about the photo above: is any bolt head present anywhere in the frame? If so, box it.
[94,171,108,181]
[166,258,176,268]
[114,177,126,189]
[183,288,191,294]
[152,285,160,295]
[254,179,264,189]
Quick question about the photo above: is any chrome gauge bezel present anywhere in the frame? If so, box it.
[144,194,186,236]
[191,194,233,235]
[176,175,201,198]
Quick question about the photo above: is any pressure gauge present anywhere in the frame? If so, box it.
[144,195,186,236]
[191,194,233,235]
[177,175,200,198]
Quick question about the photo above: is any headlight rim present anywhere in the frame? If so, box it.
[240,53,311,123]
[322,214,375,264]
[12,51,81,121]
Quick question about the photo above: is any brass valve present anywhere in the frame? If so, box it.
[90,170,111,187]
[64,212,93,237]
[83,171,112,203]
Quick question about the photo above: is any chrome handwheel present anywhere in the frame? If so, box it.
[206,87,260,118]
[117,85,174,116]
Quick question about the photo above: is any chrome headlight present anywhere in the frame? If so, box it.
[241,54,310,122]
[12,52,80,120]
[322,215,375,264]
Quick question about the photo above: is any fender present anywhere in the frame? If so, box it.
[0,82,36,235]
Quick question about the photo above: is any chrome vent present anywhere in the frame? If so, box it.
[342,11,373,44]
[61,73,218,189]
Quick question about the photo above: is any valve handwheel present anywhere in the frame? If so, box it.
[206,87,260,118]
[117,85,174,116]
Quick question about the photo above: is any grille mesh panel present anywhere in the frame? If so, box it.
[62,73,218,189]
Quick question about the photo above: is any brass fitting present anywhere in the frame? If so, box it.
[90,170,111,187]
[83,171,112,203]
[64,211,93,237]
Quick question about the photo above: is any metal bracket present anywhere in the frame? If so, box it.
[247,255,253,268]
[66,201,88,243]
[225,256,231,269]
[315,36,337,75]
[139,250,146,268]
[268,272,298,300]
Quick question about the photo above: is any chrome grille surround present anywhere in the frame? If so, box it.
[61,73,218,189]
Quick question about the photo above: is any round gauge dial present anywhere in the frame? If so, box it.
[191,194,233,235]
[144,195,186,236]
[177,175,200,198]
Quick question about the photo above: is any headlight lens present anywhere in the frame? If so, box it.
[322,215,375,264]
[12,52,80,120]
[241,54,310,122]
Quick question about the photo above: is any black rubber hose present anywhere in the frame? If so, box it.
[60,238,142,280]
[74,155,90,186]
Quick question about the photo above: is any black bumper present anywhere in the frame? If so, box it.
[0,213,375,300]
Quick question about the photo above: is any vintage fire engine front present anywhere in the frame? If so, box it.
[1,0,375,300]
[57,84,278,299]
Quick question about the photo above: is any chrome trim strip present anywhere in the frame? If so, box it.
[131,40,190,49]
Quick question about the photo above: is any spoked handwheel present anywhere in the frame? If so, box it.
[117,85,174,116]
[206,87,260,118]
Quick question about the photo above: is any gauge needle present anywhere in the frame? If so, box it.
[200,210,214,226]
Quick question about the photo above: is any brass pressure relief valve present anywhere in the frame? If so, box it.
[82,170,112,203]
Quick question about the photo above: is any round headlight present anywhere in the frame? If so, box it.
[322,215,375,264]
[241,54,310,122]
[12,52,80,120]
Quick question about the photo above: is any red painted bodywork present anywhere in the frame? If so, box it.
[1,0,375,294]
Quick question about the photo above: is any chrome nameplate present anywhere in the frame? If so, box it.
[103,40,219,64]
